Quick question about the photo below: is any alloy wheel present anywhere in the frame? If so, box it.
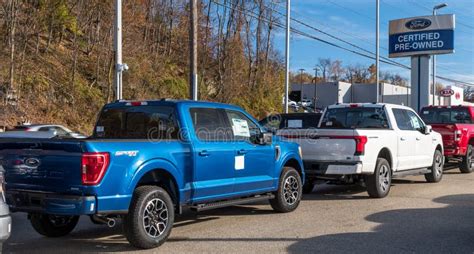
[143,198,169,238]
[378,165,390,192]
[283,176,299,205]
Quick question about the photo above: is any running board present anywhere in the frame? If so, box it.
[190,193,275,212]
[393,168,431,177]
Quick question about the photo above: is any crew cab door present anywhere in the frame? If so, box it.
[189,107,236,202]
[405,110,433,167]
[392,108,417,170]
[224,110,274,193]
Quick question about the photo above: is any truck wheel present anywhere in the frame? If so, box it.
[123,186,174,249]
[425,149,444,182]
[270,167,302,213]
[460,145,474,173]
[30,214,79,237]
[302,179,315,194]
[365,158,391,198]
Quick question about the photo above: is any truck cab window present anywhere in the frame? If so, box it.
[190,108,232,142]
[225,110,260,143]
[94,106,179,140]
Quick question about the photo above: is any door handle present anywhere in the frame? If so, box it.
[198,150,210,157]
[400,137,406,141]
[416,137,421,141]
[237,149,247,155]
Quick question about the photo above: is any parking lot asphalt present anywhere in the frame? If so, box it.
[3,165,474,254]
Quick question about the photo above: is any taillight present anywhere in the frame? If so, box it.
[81,152,110,186]
[126,101,148,106]
[454,130,462,142]
[354,136,368,156]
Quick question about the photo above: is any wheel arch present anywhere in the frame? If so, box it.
[468,137,474,146]
[377,148,393,170]
[283,157,304,182]
[128,159,184,210]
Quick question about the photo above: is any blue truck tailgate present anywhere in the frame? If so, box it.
[0,139,85,194]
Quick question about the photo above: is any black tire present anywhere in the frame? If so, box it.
[302,179,314,194]
[365,158,392,198]
[123,186,174,249]
[425,149,444,182]
[460,145,474,173]
[270,167,303,213]
[30,214,79,237]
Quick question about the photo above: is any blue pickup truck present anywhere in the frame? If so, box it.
[0,100,304,249]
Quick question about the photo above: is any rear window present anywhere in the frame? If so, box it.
[259,114,321,130]
[279,114,321,129]
[11,126,30,131]
[320,107,389,129]
[93,106,179,139]
[420,108,472,124]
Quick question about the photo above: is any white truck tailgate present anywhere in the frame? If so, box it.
[278,129,357,161]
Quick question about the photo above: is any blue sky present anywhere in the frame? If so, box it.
[272,0,474,85]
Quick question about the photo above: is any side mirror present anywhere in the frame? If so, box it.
[258,132,273,145]
[424,125,432,135]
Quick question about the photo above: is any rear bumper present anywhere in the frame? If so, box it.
[303,160,364,177]
[0,215,11,241]
[5,190,96,215]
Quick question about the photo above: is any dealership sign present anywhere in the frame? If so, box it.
[389,14,455,58]
[439,88,455,97]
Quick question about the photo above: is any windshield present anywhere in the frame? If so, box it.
[93,106,179,139]
[320,107,389,129]
[420,108,472,124]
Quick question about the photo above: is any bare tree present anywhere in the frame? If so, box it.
[317,58,331,82]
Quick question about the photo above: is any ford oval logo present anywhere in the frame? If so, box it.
[405,18,432,30]
[24,158,40,167]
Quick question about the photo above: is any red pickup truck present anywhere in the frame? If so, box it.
[420,105,474,173]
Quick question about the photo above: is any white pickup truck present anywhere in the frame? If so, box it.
[278,103,444,198]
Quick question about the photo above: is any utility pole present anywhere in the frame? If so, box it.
[114,0,122,100]
[432,3,448,105]
[190,0,198,100]
[299,68,305,101]
[284,0,291,113]
[375,0,380,103]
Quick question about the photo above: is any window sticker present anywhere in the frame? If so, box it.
[325,121,333,126]
[96,126,104,132]
[235,155,245,170]
[231,118,250,137]
[288,119,303,128]
[423,111,429,114]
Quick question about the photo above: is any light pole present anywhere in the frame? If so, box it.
[313,67,320,110]
[432,3,448,105]
[284,0,291,113]
[299,68,305,102]
[376,0,380,103]
[114,0,123,100]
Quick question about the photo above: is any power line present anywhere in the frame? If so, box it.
[408,0,474,30]
[210,0,474,87]
[322,0,474,54]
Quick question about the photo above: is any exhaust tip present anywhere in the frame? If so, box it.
[107,218,116,228]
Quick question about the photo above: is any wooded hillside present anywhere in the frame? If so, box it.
[0,0,284,133]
